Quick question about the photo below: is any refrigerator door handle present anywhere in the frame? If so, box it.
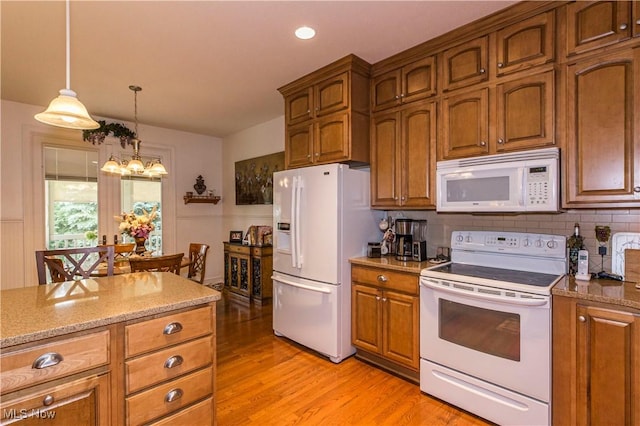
[290,177,297,268]
[272,275,332,294]
[295,177,303,268]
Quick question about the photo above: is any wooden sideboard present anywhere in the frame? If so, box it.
[223,243,273,304]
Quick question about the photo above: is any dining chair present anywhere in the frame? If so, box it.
[99,243,136,261]
[187,243,210,284]
[129,253,184,274]
[35,246,115,285]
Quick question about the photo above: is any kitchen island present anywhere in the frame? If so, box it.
[0,272,221,425]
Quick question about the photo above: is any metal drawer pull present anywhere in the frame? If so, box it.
[32,352,64,369]
[163,322,183,335]
[164,355,184,369]
[377,275,388,282]
[165,388,184,403]
[42,395,54,406]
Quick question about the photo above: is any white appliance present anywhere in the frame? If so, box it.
[436,147,559,212]
[420,230,567,426]
[272,163,378,363]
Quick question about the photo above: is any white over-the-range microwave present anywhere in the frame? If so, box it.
[436,147,559,213]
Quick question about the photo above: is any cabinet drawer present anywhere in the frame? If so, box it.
[0,330,109,394]
[126,367,213,426]
[126,336,213,394]
[352,266,418,294]
[125,306,213,357]
[227,244,249,255]
[150,398,213,426]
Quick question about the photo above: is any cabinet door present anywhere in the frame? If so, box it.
[495,71,555,153]
[0,374,110,425]
[565,49,640,207]
[443,36,488,91]
[315,72,349,117]
[576,304,640,425]
[401,56,437,104]
[285,122,314,169]
[496,11,555,76]
[285,88,313,125]
[382,290,419,369]
[567,1,632,56]
[314,112,350,164]
[400,101,437,208]
[635,2,640,37]
[371,69,402,112]
[352,284,382,354]
[371,111,401,208]
[229,253,251,297]
[440,88,489,159]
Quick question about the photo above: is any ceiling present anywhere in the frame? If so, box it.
[1,1,516,138]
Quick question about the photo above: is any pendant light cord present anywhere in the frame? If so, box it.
[65,0,71,90]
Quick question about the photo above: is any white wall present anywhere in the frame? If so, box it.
[1,100,223,289]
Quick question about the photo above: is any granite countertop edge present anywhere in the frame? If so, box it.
[0,295,218,348]
[349,256,434,274]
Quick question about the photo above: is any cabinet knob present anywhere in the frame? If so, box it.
[42,395,54,406]
[377,274,388,282]
[479,68,486,74]
[315,153,320,157]
[32,352,64,369]
[634,186,640,193]
[497,138,504,144]
[376,296,381,301]
[620,23,628,30]
[307,154,311,159]
[480,141,486,147]
[395,95,400,100]
[382,297,387,302]
[165,388,184,403]
[636,19,640,25]
[497,62,504,68]
[163,322,183,335]
[578,315,586,322]
[399,93,405,98]
[164,355,184,369]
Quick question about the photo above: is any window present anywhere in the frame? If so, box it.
[44,146,99,249]
[121,178,163,255]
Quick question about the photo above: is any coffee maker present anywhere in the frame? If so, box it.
[395,219,414,261]
[412,220,428,261]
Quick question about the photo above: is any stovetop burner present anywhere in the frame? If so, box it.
[426,262,562,288]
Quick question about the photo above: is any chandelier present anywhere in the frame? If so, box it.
[35,0,99,130]
[101,86,168,177]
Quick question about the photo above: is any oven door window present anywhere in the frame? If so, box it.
[439,299,520,361]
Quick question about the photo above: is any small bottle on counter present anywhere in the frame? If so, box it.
[102,235,107,245]
[567,222,585,275]
[114,234,118,244]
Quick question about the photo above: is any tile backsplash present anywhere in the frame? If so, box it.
[387,209,640,274]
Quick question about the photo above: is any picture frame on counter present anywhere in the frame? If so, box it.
[229,231,243,244]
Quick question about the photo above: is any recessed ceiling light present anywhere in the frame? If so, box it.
[295,26,316,40]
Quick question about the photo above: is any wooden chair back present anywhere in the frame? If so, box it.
[129,253,184,275]
[99,243,136,261]
[187,243,210,284]
[35,246,115,285]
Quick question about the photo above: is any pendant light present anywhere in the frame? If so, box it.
[35,0,99,130]
[100,85,168,177]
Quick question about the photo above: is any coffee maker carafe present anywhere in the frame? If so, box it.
[411,220,428,261]
[395,219,414,261]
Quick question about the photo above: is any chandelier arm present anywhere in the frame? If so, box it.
[65,0,71,90]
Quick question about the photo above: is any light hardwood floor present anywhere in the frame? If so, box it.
[216,294,493,426]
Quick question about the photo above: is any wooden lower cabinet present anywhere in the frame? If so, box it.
[351,264,419,382]
[0,303,217,426]
[553,296,640,425]
[223,243,272,304]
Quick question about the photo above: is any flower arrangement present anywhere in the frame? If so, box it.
[115,208,157,239]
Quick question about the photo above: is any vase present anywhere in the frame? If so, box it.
[134,237,147,254]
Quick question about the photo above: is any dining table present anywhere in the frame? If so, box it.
[92,254,191,277]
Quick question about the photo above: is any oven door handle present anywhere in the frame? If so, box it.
[420,279,549,307]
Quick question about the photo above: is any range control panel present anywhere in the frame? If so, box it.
[450,230,567,259]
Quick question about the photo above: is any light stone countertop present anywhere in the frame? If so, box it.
[1,272,221,348]
[350,256,436,274]
[552,275,640,311]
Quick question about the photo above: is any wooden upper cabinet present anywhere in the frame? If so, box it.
[495,70,555,153]
[567,1,633,56]
[635,1,640,37]
[371,56,436,111]
[440,88,489,159]
[496,11,555,76]
[564,48,640,208]
[315,72,349,117]
[279,54,371,169]
[443,36,488,92]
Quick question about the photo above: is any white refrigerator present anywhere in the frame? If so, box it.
[272,163,379,363]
